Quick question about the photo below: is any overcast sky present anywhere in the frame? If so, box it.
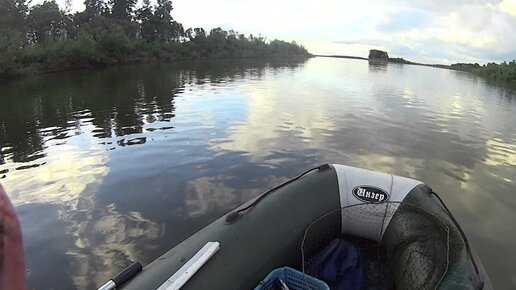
[52,0,516,64]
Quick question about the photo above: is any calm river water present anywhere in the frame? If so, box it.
[1,58,515,289]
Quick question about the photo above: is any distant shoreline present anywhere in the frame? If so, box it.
[315,54,440,67]
[315,54,368,60]
[314,54,516,90]
[315,54,504,73]
[0,54,312,80]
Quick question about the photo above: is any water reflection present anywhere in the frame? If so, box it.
[216,84,336,159]
[186,175,262,217]
[0,60,307,289]
[66,204,162,289]
[368,60,388,72]
[1,58,516,289]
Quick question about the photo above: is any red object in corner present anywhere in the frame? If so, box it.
[0,184,25,290]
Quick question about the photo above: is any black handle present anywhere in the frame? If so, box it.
[113,261,142,286]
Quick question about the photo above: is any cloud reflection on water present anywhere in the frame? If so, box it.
[1,58,516,289]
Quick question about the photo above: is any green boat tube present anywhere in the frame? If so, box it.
[115,164,492,290]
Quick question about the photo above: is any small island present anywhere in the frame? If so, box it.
[368,49,413,64]
[368,49,388,60]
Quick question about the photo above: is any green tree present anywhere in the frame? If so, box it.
[27,0,68,44]
[152,0,183,42]
[0,0,28,50]
[185,28,193,41]
[83,0,108,18]
[0,0,311,77]
[193,28,206,39]
[135,0,154,41]
[110,0,136,21]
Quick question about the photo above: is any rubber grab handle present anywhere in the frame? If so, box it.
[112,261,142,286]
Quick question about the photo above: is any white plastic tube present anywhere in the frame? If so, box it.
[157,241,220,290]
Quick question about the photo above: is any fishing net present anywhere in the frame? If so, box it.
[300,202,456,290]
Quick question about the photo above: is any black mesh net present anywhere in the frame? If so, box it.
[300,202,453,290]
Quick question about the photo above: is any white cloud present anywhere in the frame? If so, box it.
[498,0,516,16]
[390,3,516,63]
[173,0,516,63]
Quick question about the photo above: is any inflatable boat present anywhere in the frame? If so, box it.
[103,164,492,290]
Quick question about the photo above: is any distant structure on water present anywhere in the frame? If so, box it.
[368,50,389,60]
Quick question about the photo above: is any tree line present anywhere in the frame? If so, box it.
[450,61,516,84]
[0,0,310,76]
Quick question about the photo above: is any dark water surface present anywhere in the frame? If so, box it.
[1,58,515,289]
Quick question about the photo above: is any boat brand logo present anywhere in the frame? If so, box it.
[352,186,389,203]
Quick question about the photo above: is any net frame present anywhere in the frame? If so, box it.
[299,201,452,290]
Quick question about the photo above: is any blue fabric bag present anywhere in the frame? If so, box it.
[306,239,367,290]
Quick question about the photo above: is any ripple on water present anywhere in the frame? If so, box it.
[484,138,516,167]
